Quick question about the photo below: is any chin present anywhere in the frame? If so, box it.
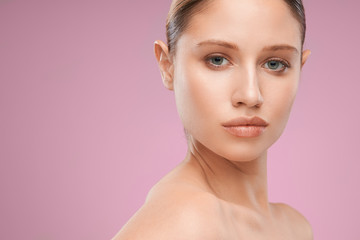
[221,126,287,161]
[215,142,269,162]
[192,134,270,163]
[189,124,284,163]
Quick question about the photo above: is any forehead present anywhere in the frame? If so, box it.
[178,0,302,53]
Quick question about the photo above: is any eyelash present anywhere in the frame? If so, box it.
[205,55,231,70]
[205,55,291,72]
[263,58,291,72]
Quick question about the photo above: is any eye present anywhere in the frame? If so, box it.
[263,59,289,72]
[206,56,230,68]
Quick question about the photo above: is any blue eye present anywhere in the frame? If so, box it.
[208,56,229,67]
[264,60,288,72]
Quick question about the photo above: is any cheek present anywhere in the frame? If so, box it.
[262,73,299,135]
[173,62,227,133]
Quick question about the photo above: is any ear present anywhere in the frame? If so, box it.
[301,49,311,69]
[154,40,174,90]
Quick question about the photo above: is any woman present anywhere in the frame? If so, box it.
[114,0,312,239]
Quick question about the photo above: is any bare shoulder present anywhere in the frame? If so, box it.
[272,202,313,240]
[112,179,223,240]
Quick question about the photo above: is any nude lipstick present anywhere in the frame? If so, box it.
[222,116,269,137]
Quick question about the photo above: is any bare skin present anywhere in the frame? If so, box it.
[114,149,312,240]
[113,0,312,239]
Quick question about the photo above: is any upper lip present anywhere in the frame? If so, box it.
[222,116,269,127]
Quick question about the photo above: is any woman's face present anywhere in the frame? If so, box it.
[158,0,310,162]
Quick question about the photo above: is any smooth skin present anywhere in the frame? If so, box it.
[113,0,312,239]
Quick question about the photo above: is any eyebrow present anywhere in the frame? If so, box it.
[196,39,299,54]
[262,44,299,54]
[196,40,239,50]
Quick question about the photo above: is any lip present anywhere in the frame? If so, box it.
[222,116,269,137]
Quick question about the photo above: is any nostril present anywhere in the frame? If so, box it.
[235,100,262,108]
[231,83,264,108]
[236,101,245,107]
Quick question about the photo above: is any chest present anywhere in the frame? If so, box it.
[217,204,301,240]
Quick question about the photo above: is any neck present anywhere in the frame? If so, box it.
[184,138,270,214]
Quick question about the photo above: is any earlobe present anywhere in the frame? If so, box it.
[154,40,174,90]
[301,49,311,68]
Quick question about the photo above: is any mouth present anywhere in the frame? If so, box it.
[222,116,269,138]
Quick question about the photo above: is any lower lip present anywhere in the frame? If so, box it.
[223,126,267,137]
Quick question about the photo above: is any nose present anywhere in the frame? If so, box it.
[231,67,264,108]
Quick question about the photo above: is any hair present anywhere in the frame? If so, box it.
[166,0,306,55]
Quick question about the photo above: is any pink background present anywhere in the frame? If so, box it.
[1,0,359,239]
